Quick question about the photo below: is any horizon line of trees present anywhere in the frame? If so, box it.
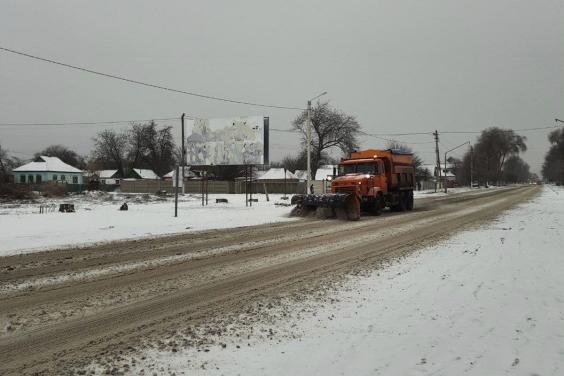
[0,111,552,186]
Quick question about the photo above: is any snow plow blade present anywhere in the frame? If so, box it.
[290,193,360,221]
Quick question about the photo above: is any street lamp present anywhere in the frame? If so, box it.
[556,118,564,124]
[306,91,328,194]
[444,141,470,193]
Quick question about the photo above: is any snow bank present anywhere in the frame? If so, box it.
[0,193,295,256]
[133,186,562,375]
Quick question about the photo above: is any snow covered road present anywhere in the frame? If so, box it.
[130,185,562,376]
[0,185,543,375]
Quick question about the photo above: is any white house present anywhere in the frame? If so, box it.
[13,156,83,186]
[257,168,298,182]
[129,168,159,180]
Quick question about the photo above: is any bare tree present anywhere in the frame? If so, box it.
[91,129,128,176]
[385,140,423,170]
[473,127,527,185]
[502,155,530,183]
[127,121,176,177]
[34,145,86,169]
[292,102,361,179]
[542,129,564,184]
[0,144,24,183]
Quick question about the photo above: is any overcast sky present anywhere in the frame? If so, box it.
[1,0,562,173]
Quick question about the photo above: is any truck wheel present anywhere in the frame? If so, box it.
[398,193,407,212]
[372,197,382,216]
[406,192,414,211]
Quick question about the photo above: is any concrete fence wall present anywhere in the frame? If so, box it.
[120,180,174,194]
[120,179,313,194]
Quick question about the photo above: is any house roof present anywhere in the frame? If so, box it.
[97,170,119,179]
[257,168,298,181]
[132,168,159,179]
[13,156,82,173]
[315,165,337,180]
[164,167,196,178]
[294,169,307,181]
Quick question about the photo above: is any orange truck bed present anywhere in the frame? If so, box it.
[349,149,414,166]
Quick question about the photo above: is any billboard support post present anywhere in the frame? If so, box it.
[249,165,253,207]
[174,165,179,217]
[181,113,185,194]
[201,172,204,207]
[205,169,209,206]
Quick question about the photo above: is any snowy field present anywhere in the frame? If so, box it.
[0,192,296,256]
[128,185,562,375]
[0,187,498,256]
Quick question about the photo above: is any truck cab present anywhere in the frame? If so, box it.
[332,149,415,213]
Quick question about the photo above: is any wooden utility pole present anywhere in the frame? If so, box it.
[434,130,441,192]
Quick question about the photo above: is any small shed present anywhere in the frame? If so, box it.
[129,168,159,180]
[94,170,121,185]
[257,168,298,182]
[163,167,197,181]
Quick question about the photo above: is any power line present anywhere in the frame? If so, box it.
[0,46,304,111]
[440,125,563,134]
[0,117,180,128]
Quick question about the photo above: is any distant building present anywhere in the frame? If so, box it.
[95,170,121,185]
[256,168,298,182]
[163,167,197,181]
[294,170,307,181]
[127,168,159,180]
[13,156,83,186]
[315,165,337,180]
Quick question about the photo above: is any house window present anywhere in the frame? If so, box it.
[28,175,34,183]
[72,176,78,184]
[53,175,58,181]
[61,175,66,182]
[20,175,25,183]
[36,175,42,184]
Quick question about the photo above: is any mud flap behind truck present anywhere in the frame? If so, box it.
[291,193,360,221]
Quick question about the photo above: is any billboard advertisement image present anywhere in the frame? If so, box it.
[185,116,269,166]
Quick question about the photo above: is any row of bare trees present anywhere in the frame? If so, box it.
[450,127,530,185]
[542,129,564,184]
[91,121,176,177]
[0,121,177,181]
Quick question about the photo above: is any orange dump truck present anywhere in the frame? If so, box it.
[291,149,415,220]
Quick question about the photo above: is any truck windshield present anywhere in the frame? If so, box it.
[339,163,375,175]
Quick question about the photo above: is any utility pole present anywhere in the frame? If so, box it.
[470,145,474,189]
[181,113,185,194]
[444,141,470,193]
[306,100,312,194]
[174,165,179,217]
[433,130,441,193]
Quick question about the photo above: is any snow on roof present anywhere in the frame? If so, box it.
[257,168,298,180]
[12,156,82,173]
[294,170,307,181]
[97,170,119,179]
[164,167,196,178]
[315,165,336,180]
[133,168,159,179]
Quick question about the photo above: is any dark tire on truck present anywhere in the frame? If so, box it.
[406,191,414,211]
[398,192,407,212]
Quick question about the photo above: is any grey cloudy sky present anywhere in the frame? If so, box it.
[1,0,562,173]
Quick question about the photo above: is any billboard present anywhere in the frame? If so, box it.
[185,116,269,166]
